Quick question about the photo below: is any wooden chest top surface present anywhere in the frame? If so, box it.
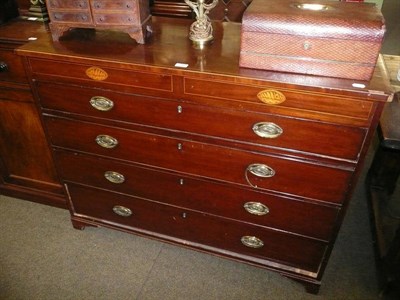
[17,17,392,102]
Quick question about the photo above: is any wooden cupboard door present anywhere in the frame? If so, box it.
[0,99,60,193]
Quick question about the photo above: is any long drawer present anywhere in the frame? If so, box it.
[37,82,366,161]
[45,116,352,204]
[68,183,327,273]
[55,149,339,241]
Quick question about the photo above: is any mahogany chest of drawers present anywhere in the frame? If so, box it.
[46,0,152,44]
[17,17,392,293]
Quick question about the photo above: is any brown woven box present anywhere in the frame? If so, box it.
[239,0,386,80]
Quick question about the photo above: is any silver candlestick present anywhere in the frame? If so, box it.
[184,0,218,47]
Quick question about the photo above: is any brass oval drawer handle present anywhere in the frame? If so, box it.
[244,202,270,216]
[95,134,118,149]
[104,171,125,184]
[112,205,132,217]
[90,96,114,111]
[245,163,275,188]
[241,236,264,248]
[252,122,283,139]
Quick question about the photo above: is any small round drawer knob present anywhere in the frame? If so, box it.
[90,96,114,111]
[303,41,312,50]
[0,61,8,72]
[113,205,132,217]
[95,134,118,149]
[104,171,125,184]
[244,202,269,216]
[252,122,283,139]
[241,236,264,248]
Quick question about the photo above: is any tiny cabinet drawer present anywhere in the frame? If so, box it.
[47,0,89,9]
[37,82,366,161]
[0,48,28,84]
[28,59,173,96]
[91,0,137,10]
[50,11,92,23]
[45,116,352,204]
[55,149,340,241]
[68,183,327,273]
[183,77,374,126]
[93,13,138,25]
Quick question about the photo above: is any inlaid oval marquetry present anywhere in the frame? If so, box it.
[86,66,108,81]
[257,90,286,105]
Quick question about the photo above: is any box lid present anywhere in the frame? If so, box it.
[242,0,385,42]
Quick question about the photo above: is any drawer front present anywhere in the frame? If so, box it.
[183,77,373,126]
[55,149,339,241]
[28,59,173,96]
[241,32,380,65]
[37,82,366,161]
[91,0,137,11]
[68,183,327,273]
[50,11,92,23]
[45,116,352,204]
[0,48,28,84]
[47,0,90,9]
[0,86,33,103]
[93,13,138,25]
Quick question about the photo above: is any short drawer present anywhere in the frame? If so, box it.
[37,82,366,161]
[0,86,33,103]
[93,13,138,25]
[28,59,173,96]
[50,11,92,23]
[183,77,374,127]
[45,116,352,204]
[91,0,137,11]
[55,149,339,241]
[68,183,327,273]
[47,0,89,9]
[0,48,28,84]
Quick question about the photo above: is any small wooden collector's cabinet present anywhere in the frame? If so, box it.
[46,0,152,44]
[0,19,65,207]
[18,17,392,293]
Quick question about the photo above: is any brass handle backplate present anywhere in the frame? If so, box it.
[104,171,125,184]
[241,236,264,248]
[113,205,132,217]
[95,134,118,149]
[245,163,275,188]
[244,202,270,216]
[252,122,283,139]
[90,96,114,111]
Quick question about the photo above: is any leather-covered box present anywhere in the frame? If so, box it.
[239,0,385,80]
